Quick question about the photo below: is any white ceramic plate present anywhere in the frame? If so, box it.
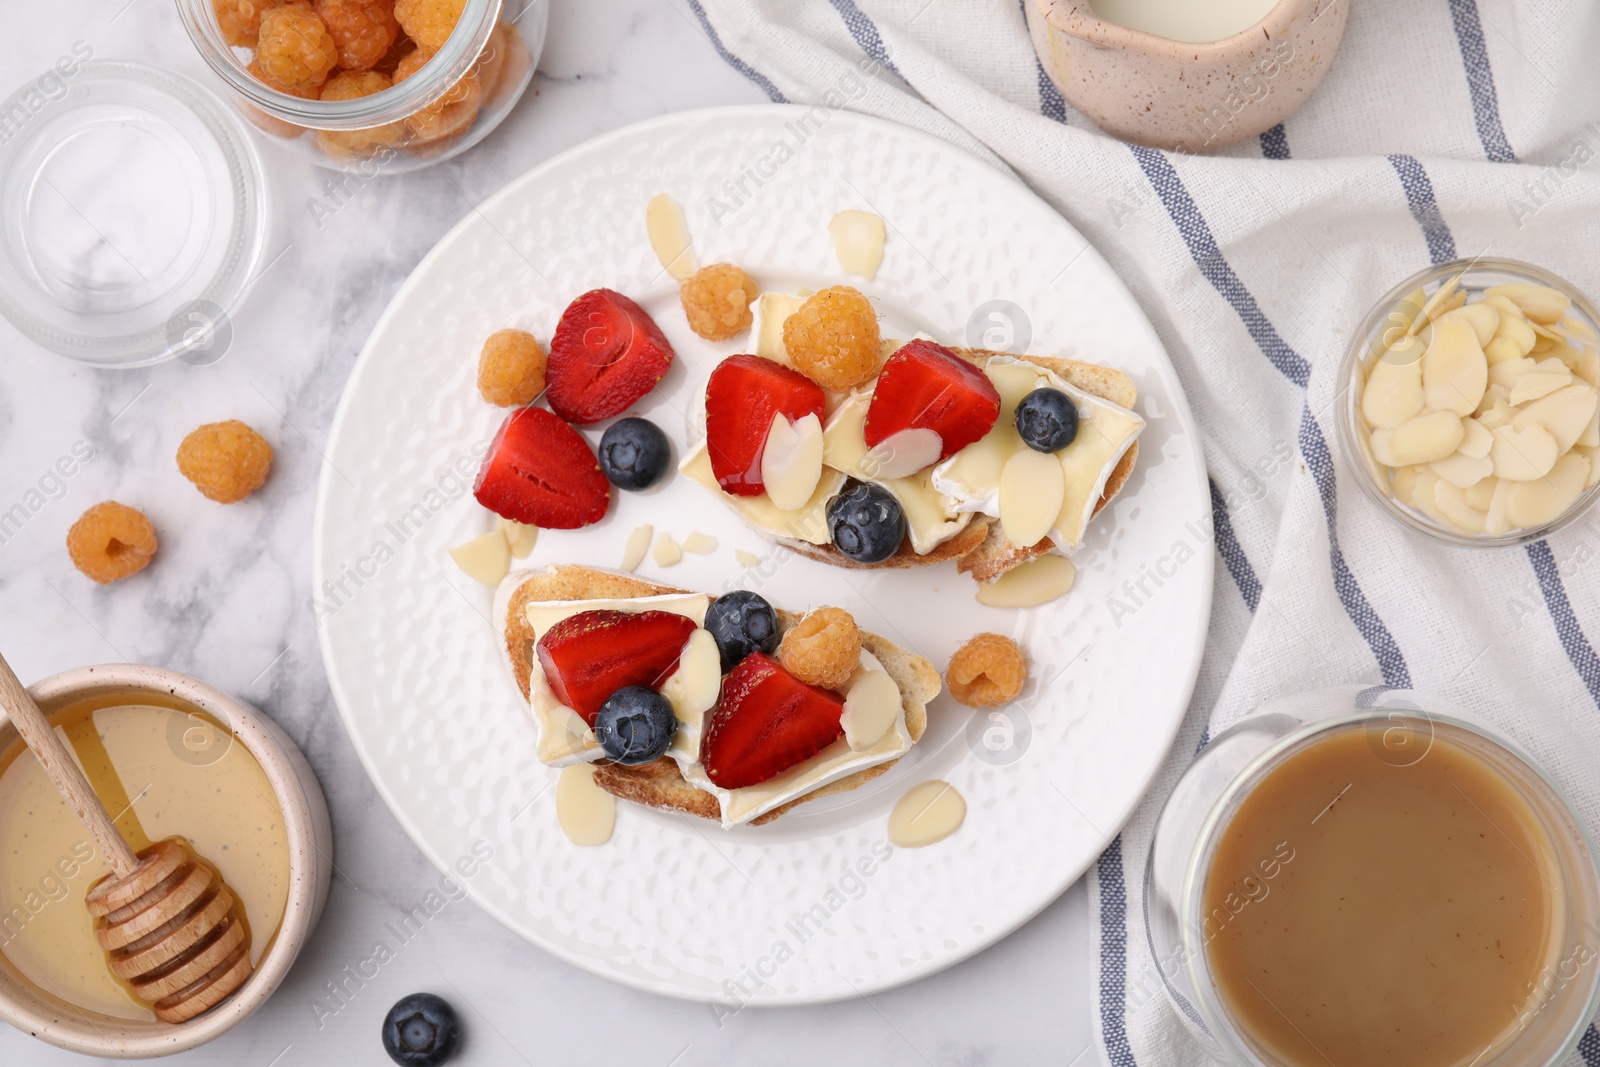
[314,107,1211,1004]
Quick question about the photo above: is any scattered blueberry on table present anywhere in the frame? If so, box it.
[382,993,461,1067]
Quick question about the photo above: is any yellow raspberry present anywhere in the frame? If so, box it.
[473,20,526,104]
[782,286,881,390]
[394,48,480,143]
[214,0,294,47]
[681,264,759,342]
[177,421,274,504]
[314,0,400,70]
[393,0,465,49]
[247,57,322,99]
[67,503,158,584]
[477,329,548,406]
[317,70,407,156]
[779,607,862,690]
[255,5,339,93]
[946,633,1027,708]
[374,34,417,75]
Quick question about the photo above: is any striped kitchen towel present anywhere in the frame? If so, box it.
[692,0,1600,1064]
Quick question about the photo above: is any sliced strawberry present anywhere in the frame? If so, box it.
[863,339,1001,465]
[536,609,698,723]
[705,354,826,497]
[700,652,846,789]
[473,406,610,528]
[546,289,675,424]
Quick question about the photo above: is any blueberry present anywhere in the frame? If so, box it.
[593,686,677,765]
[382,994,460,1067]
[1014,388,1080,452]
[704,590,779,671]
[827,482,906,564]
[598,417,671,491]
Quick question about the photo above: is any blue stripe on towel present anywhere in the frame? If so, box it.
[685,0,789,103]
[1527,542,1600,707]
[1096,836,1140,1067]
[1389,157,1600,711]
[1259,124,1289,160]
[1034,60,1067,124]
[1387,155,1457,263]
[1298,406,1413,687]
[828,0,907,82]
[1578,1023,1600,1066]
[1446,0,1515,162]
[1128,148,1311,388]
[1130,143,1412,688]
[1018,0,1068,123]
[1210,478,1262,613]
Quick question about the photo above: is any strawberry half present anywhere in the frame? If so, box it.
[705,354,826,497]
[536,609,698,723]
[546,289,675,424]
[863,339,1001,465]
[473,406,610,528]
[700,652,846,789]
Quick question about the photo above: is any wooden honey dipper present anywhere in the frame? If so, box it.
[0,655,252,1023]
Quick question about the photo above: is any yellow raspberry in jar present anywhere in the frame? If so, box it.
[946,632,1027,708]
[67,502,158,584]
[783,285,881,390]
[393,48,481,144]
[681,264,759,342]
[214,0,293,47]
[779,606,862,690]
[393,0,465,49]
[255,5,339,93]
[473,20,526,105]
[317,70,406,156]
[314,0,400,71]
[477,329,547,406]
[374,34,417,76]
[177,421,274,504]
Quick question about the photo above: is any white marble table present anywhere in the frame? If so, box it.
[0,2,1093,1063]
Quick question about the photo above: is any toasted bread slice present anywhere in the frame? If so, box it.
[495,565,941,825]
[769,347,1138,581]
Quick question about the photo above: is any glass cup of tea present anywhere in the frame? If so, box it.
[1145,686,1600,1067]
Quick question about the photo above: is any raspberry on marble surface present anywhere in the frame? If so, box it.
[177,421,274,503]
[67,502,158,584]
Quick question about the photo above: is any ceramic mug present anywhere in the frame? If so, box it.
[1024,0,1349,152]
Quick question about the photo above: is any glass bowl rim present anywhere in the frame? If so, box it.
[173,0,503,131]
[1334,256,1600,549]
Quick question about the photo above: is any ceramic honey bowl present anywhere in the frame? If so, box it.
[0,664,332,1057]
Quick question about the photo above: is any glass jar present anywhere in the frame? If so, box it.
[1145,687,1600,1067]
[175,0,546,173]
[1336,258,1600,547]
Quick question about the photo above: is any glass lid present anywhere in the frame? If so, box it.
[0,60,268,368]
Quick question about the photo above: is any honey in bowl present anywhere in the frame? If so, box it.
[1202,723,1560,1067]
[0,695,289,1020]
